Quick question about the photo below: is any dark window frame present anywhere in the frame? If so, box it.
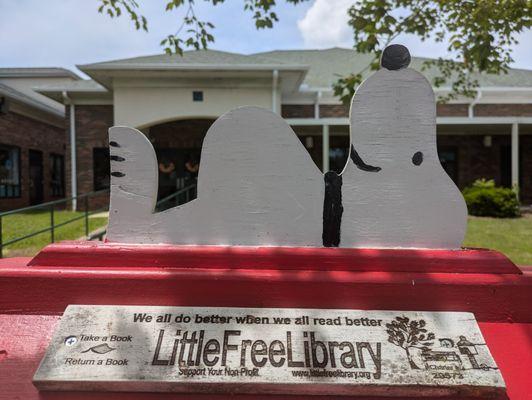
[50,153,65,197]
[438,146,459,185]
[0,143,21,199]
[93,147,110,191]
[28,149,44,205]
[500,144,524,189]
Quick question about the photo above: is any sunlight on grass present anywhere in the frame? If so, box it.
[1,211,530,265]
[464,214,532,265]
[1,211,107,257]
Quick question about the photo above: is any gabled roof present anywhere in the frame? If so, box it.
[35,48,532,106]
[0,67,82,116]
[78,49,305,70]
[35,80,109,103]
[0,67,81,80]
[256,48,374,89]
[77,49,308,92]
[79,47,532,91]
[0,82,64,117]
[256,48,532,89]
[36,79,106,92]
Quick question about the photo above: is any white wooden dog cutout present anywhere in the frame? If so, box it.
[106,44,467,249]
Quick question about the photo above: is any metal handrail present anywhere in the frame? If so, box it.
[0,184,197,257]
[84,184,198,243]
[0,189,108,217]
[0,189,110,258]
[156,184,197,209]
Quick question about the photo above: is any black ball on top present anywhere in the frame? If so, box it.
[381,44,411,70]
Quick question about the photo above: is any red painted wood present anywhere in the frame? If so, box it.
[0,314,60,400]
[28,241,521,274]
[479,322,532,400]
[1,259,531,322]
[0,314,528,399]
[1,244,530,398]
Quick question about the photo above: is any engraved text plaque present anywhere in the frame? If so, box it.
[33,305,505,397]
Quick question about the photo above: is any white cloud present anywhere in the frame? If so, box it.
[297,0,355,48]
[297,0,456,55]
[511,30,532,70]
[1,0,530,71]
[0,0,308,72]
[0,0,167,74]
[297,0,531,70]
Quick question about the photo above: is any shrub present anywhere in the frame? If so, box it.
[462,179,520,218]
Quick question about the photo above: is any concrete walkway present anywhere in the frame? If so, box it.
[89,211,109,219]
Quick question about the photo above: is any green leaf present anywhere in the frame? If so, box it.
[95,0,529,103]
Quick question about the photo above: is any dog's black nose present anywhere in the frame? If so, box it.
[381,44,411,70]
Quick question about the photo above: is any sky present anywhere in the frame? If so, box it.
[1,0,531,76]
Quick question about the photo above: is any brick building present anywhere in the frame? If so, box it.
[0,68,80,210]
[3,48,532,211]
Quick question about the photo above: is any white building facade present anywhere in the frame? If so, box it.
[35,48,532,208]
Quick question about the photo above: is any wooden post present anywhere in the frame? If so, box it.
[322,124,329,172]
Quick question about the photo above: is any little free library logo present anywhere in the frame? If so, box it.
[51,307,499,386]
[145,312,383,379]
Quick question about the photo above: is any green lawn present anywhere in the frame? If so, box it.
[1,210,108,258]
[464,214,532,265]
[1,211,530,265]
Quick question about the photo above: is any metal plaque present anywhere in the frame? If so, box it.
[34,305,505,397]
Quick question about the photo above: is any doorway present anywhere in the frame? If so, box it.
[438,146,459,185]
[500,144,523,188]
[155,148,201,202]
[148,118,213,207]
[29,149,44,205]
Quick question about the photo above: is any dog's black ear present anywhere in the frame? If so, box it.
[381,44,411,70]
[350,145,381,172]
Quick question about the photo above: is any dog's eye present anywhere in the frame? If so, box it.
[412,151,423,166]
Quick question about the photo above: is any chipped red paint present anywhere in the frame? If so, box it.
[0,242,531,399]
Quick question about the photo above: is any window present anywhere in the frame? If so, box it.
[0,145,20,198]
[438,147,459,184]
[193,91,204,102]
[50,154,65,197]
[500,145,523,188]
[93,147,110,190]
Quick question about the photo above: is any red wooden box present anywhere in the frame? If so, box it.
[1,242,531,399]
